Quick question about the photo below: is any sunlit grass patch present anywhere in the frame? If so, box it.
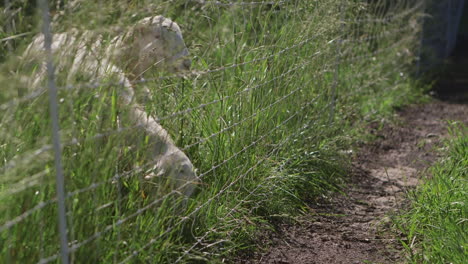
[395,123,467,264]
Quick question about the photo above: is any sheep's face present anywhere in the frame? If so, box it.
[133,16,191,76]
[145,150,198,197]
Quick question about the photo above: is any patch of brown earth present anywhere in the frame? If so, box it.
[241,100,468,264]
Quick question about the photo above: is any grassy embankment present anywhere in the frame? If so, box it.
[395,124,467,264]
[0,0,426,262]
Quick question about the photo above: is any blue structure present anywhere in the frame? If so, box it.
[420,0,465,71]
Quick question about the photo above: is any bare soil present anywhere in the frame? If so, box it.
[241,100,467,264]
[239,39,468,264]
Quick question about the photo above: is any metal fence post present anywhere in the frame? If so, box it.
[38,0,70,263]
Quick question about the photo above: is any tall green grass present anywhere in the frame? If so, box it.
[0,0,426,262]
[395,124,467,264]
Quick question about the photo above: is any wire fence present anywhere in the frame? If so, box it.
[0,0,453,262]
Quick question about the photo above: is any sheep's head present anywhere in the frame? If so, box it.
[145,149,198,197]
[129,16,191,77]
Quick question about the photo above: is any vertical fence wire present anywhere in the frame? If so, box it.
[328,2,346,124]
[3,0,13,52]
[416,0,426,77]
[38,0,70,263]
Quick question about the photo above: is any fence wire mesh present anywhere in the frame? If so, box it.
[0,0,454,262]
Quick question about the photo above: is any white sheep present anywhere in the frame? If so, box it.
[21,15,199,197]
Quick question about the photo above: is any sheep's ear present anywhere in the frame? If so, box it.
[134,24,146,36]
[135,22,163,40]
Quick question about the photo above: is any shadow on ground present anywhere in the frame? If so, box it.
[432,36,468,103]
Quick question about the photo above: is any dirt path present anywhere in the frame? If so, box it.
[243,100,467,264]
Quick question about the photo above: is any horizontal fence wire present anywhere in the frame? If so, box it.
[0,55,326,232]
[118,98,328,264]
[0,31,413,235]
[0,29,325,111]
[0,0,428,262]
[0,49,327,198]
[45,59,412,263]
[37,89,327,263]
[344,0,424,24]
[170,60,412,263]
[172,109,334,263]
[39,71,325,222]
[0,0,420,112]
[0,28,408,202]
[341,26,414,44]
[175,68,411,261]
[192,0,290,6]
[0,1,337,112]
